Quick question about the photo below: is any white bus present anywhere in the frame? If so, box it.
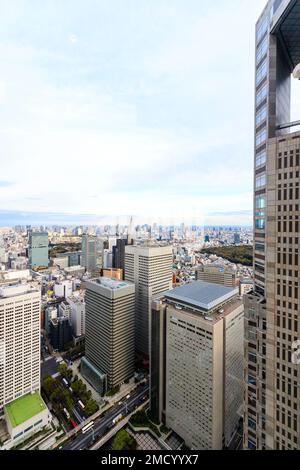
[62,378,69,387]
[112,414,123,425]
[63,408,70,420]
[78,400,85,410]
[82,421,94,434]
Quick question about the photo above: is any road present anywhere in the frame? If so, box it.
[61,383,149,450]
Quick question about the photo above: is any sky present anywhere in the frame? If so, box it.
[0,0,299,227]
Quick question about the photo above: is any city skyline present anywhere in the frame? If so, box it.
[2,0,300,226]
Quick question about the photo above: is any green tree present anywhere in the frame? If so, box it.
[43,376,57,397]
[85,399,98,417]
[58,363,68,378]
[112,430,137,451]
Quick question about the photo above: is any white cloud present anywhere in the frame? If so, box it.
[0,0,269,225]
[69,34,78,44]
[0,81,7,104]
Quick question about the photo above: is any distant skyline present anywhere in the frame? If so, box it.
[1,1,300,226]
[0,209,252,228]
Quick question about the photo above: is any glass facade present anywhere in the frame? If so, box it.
[28,231,49,269]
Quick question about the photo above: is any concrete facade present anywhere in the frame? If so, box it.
[245,0,300,451]
[83,277,135,391]
[0,285,41,412]
[125,245,173,355]
[195,265,237,288]
[150,282,244,450]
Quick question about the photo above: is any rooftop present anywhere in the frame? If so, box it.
[240,278,254,284]
[95,277,132,290]
[5,392,46,428]
[164,281,238,312]
[0,284,38,298]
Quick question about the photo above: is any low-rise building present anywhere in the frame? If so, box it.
[2,392,51,450]
[195,264,237,288]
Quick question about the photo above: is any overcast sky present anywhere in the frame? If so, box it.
[0,0,299,227]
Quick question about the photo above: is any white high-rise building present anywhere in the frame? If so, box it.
[125,245,173,355]
[0,284,41,411]
[67,295,85,337]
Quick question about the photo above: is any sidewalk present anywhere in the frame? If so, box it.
[52,375,143,449]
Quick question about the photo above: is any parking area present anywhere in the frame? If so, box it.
[41,357,59,379]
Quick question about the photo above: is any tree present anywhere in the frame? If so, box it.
[43,376,57,397]
[112,430,137,451]
[58,363,68,378]
[85,399,98,417]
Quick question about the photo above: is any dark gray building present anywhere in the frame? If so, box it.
[59,251,82,267]
[112,238,127,273]
[82,277,135,394]
[81,235,97,272]
[50,316,72,352]
[245,0,300,451]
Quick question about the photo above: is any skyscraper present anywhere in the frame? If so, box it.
[112,238,128,273]
[81,277,135,394]
[81,234,97,273]
[245,0,300,450]
[125,245,173,355]
[28,231,49,269]
[0,285,41,411]
[150,281,244,450]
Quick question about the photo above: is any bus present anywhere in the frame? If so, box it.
[71,419,77,429]
[82,421,94,434]
[78,400,85,410]
[63,408,70,420]
[62,378,69,387]
[112,414,123,425]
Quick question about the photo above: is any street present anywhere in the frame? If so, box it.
[61,383,149,450]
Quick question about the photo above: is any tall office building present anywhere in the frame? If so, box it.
[0,285,41,412]
[125,245,173,355]
[81,235,97,273]
[82,277,135,394]
[245,0,300,450]
[112,238,128,273]
[150,281,244,449]
[195,264,237,288]
[28,231,49,269]
[49,316,72,352]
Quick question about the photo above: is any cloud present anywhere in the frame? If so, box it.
[69,34,78,45]
[0,0,269,226]
[0,81,7,104]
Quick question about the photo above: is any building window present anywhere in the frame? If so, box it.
[248,375,257,386]
[256,128,267,147]
[256,59,267,85]
[255,219,265,230]
[256,149,267,167]
[256,16,268,43]
[255,242,265,252]
[256,106,267,128]
[255,174,266,189]
[256,83,267,106]
[256,36,268,63]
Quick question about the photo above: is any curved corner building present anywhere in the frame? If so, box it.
[244,0,300,450]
